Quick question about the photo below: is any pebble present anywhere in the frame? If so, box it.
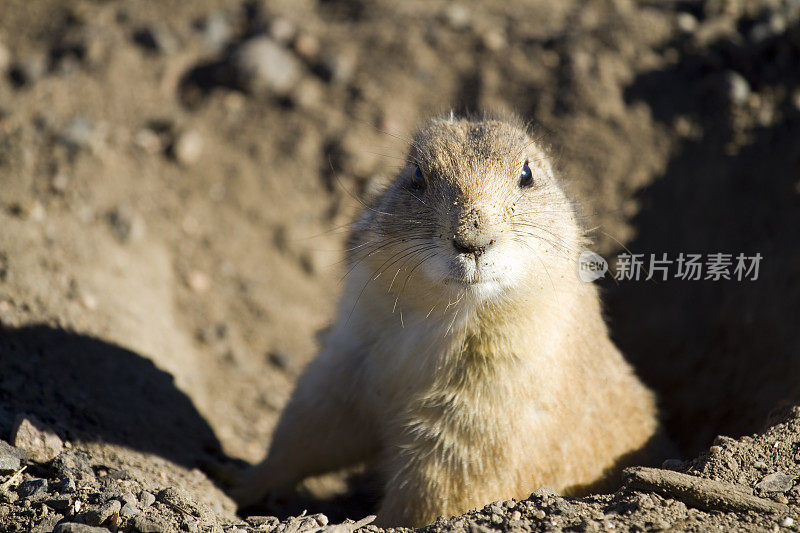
[185,270,210,293]
[107,205,146,244]
[61,116,95,151]
[11,415,64,463]
[52,476,76,494]
[134,128,163,154]
[120,502,139,518]
[510,510,522,521]
[51,450,94,482]
[481,29,506,51]
[533,487,559,498]
[0,455,19,474]
[90,499,120,525]
[173,130,204,165]
[133,515,170,533]
[0,441,26,473]
[721,70,750,106]
[444,4,471,30]
[269,17,296,44]
[756,471,796,492]
[676,12,699,33]
[231,36,302,96]
[196,12,231,52]
[139,490,156,508]
[54,524,110,533]
[294,33,320,60]
[45,495,72,512]
[120,491,138,508]
[17,479,48,498]
[782,517,795,528]
[246,516,280,527]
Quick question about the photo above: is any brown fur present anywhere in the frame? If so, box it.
[232,116,671,527]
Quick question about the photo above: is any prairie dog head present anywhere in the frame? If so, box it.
[351,116,583,313]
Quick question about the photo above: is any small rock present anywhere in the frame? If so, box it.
[231,36,302,96]
[54,524,110,533]
[133,26,179,54]
[132,515,169,533]
[52,476,76,494]
[294,33,320,60]
[754,460,768,470]
[61,116,95,151]
[45,495,72,512]
[533,487,558,498]
[107,205,145,244]
[120,502,139,518]
[185,270,210,293]
[196,12,231,52]
[138,491,155,508]
[782,517,795,528]
[157,487,212,520]
[311,513,328,526]
[120,491,138,508]
[246,516,279,527]
[12,415,63,463]
[1,487,19,503]
[134,128,163,154]
[756,472,796,493]
[721,71,750,107]
[172,130,204,165]
[51,450,94,482]
[676,12,698,33]
[269,17,296,44]
[88,499,120,525]
[17,478,48,498]
[0,455,19,474]
[510,510,522,521]
[444,4,471,30]
[481,29,506,51]
[0,441,25,473]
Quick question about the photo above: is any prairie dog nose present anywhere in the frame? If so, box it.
[452,235,494,257]
[453,207,496,257]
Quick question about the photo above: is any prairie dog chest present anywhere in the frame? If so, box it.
[359,308,543,432]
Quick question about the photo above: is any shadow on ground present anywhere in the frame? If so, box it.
[0,325,223,468]
[0,324,376,521]
[606,21,800,455]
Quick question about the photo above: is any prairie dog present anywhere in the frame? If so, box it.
[233,116,668,527]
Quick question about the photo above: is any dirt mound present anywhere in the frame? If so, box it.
[0,0,797,531]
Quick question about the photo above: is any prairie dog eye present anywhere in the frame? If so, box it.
[411,166,427,191]
[519,161,533,188]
